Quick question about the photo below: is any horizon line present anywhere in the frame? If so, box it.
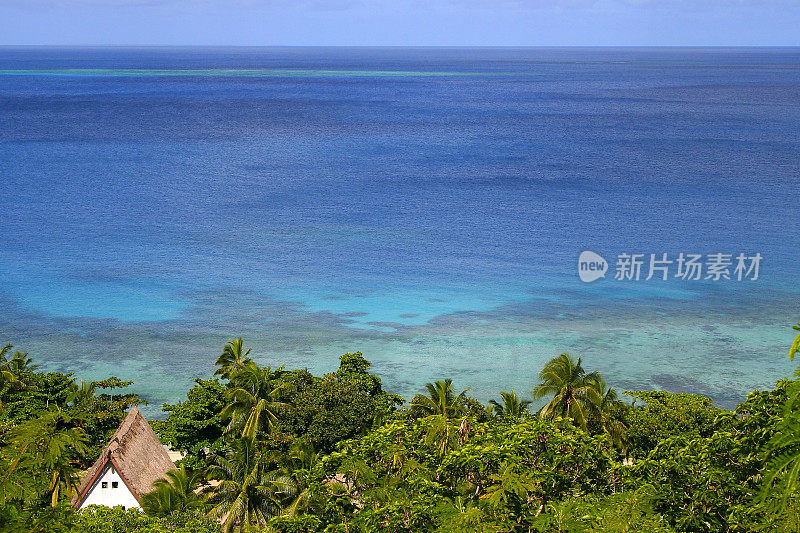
[2,44,799,49]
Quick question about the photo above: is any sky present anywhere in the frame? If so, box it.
[0,0,798,47]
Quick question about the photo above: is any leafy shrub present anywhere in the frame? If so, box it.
[75,506,220,533]
[624,391,722,459]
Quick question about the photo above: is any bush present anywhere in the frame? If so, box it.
[75,506,220,533]
[624,391,722,459]
[266,514,323,532]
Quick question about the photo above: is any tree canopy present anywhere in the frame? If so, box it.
[2,327,800,532]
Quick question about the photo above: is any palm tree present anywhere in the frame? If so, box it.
[760,323,800,511]
[789,323,800,360]
[68,380,97,409]
[410,379,469,419]
[286,440,319,473]
[141,465,206,516]
[281,441,320,517]
[489,390,532,420]
[423,414,461,456]
[206,438,295,532]
[4,408,88,507]
[0,344,24,394]
[532,353,602,431]
[4,350,38,375]
[585,376,628,447]
[220,361,291,439]
[215,338,253,380]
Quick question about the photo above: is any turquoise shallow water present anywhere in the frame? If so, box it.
[1,47,798,416]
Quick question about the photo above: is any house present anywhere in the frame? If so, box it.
[71,406,176,510]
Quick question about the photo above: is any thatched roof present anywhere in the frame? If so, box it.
[72,406,175,508]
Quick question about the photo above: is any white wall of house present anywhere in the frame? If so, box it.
[78,461,140,510]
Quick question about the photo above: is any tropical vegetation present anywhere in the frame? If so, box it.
[0,326,799,532]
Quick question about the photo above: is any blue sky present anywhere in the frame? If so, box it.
[1,1,798,46]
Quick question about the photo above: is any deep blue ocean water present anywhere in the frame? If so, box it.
[1,47,798,415]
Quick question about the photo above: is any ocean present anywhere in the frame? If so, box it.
[1,47,798,416]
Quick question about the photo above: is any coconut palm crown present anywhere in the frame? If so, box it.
[489,390,532,420]
[532,353,603,431]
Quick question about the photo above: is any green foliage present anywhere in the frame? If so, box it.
[0,344,26,399]
[68,380,146,467]
[761,394,800,510]
[0,503,78,533]
[532,353,602,431]
[154,378,227,468]
[267,352,401,452]
[444,420,619,526]
[215,338,253,381]
[629,431,756,532]
[334,352,381,396]
[727,380,791,459]
[2,370,80,423]
[789,323,800,360]
[141,466,206,516]
[585,377,628,449]
[334,351,403,426]
[410,379,469,419]
[3,333,800,533]
[760,328,800,514]
[75,506,220,533]
[530,488,675,532]
[320,416,619,531]
[488,390,532,420]
[0,350,145,468]
[206,437,298,533]
[265,514,322,532]
[624,377,791,532]
[624,390,722,459]
[282,377,376,454]
[94,377,134,397]
[0,408,88,508]
[581,490,675,533]
[356,497,443,532]
[220,362,292,440]
[532,355,628,452]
